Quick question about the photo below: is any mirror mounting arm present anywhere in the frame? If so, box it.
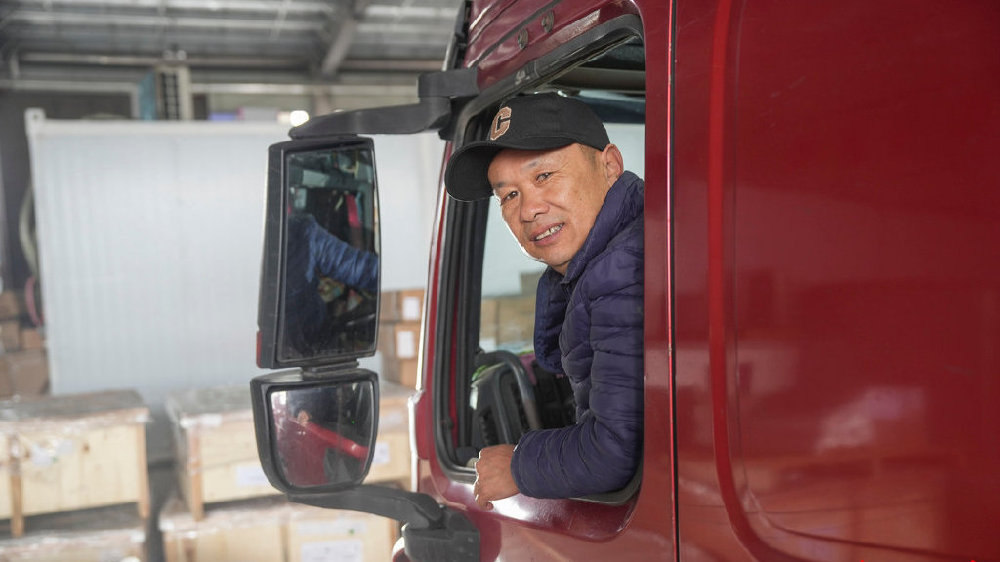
[288,67,479,141]
[289,485,479,561]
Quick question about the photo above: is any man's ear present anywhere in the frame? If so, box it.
[601,144,625,184]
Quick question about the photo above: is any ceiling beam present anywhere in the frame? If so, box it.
[6,10,327,32]
[319,17,357,78]
[12,0,335,16]
[319,0,372,78]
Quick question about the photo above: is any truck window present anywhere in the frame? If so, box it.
[445,34,647,506]
[473,114,645,446]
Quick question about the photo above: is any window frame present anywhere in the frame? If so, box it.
[431,15,646,502]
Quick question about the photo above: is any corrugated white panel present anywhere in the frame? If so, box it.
[26,110,286,400]
[25,110,442,416]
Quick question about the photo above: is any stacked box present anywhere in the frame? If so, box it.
[379,288,424,388]
[166,386,278,520]
[378,289,424,324]
[377,288,425,388]
[480,295,535,352]
[166,381,416,520]
[0,504,146,561]
[377,322,420,388]
[159,494,395,562]
[0,292,47,401]
[368,382,414,488]
[0,352,48,400]
[0,390,150,538]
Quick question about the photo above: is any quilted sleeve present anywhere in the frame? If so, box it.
[305,216,379,293]
[510,229,643,498]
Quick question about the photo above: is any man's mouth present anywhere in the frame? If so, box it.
[532,224,563,242]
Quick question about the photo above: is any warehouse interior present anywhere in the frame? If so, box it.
[0,1,461,560]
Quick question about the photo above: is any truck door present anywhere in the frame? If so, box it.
[412,5,679,559]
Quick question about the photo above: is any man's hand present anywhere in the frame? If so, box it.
[473,444,519,510]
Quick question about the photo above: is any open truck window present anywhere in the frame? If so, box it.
[438,34,647,504]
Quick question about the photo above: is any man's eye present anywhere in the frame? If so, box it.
[500,191,519,204]
[536,172,552,182]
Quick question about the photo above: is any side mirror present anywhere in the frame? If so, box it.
[251,369,379,493]
[257,136,380,369]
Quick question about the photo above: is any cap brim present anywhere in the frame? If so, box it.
[444,136,577,201]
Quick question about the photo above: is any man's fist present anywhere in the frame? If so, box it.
[473,444,519,510]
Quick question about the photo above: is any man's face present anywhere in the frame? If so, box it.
[488,143,621,274]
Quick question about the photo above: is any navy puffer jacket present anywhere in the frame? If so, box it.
[510,171,644,498]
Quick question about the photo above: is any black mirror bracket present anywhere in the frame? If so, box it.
[289,485,479,561]
[287,67,479,141]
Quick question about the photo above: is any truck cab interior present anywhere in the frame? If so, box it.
[439,32,647,503]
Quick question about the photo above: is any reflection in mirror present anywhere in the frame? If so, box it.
[269,381,376,488]
[279,144,380,362]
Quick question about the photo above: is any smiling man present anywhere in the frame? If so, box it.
[445,93,644,507]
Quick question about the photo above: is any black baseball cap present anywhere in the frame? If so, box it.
[444,93,611,201]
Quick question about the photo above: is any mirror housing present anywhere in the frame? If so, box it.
[257,136,380,369]
[251,368,378,494]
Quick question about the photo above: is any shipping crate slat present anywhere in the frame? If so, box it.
[160,494,395,562]
[0,390,150,537]
[168,386,280,520]
[0,504,146,562]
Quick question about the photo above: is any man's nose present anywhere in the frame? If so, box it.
[519,187,547,222]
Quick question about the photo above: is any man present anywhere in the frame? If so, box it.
[444,93,644,507]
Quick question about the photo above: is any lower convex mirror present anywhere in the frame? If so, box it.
[251,369,378,493]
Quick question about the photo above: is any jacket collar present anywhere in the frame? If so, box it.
[532,171,644,372]
[561,170,644,285]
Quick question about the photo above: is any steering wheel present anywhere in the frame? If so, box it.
[475,350,543,433]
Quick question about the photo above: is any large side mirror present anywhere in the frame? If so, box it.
[251,369,379,493]
[257,136,381,369]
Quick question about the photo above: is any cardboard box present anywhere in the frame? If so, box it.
[17,331,43,352]
[367,382,414,486]
[0,293,21,322]
[479,299,500,350]
[379,289,424,323]
[0,504,146,562]
[378,322,420,361]
[160,494,396,562]
[495,295,536,350]
[380,357,418,388]
[0,351,49,399]
[166,386,279,520]
[0,390,150,538]
[0,322,20,353]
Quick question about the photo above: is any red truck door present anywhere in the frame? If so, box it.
[409,1,678,560]
[672,1,1000,560]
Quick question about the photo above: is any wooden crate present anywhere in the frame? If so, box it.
[285,502,395,562]
[166,386,278,521]
[0,390,150,538]
[0,504,146,562]
[160,494,396,562]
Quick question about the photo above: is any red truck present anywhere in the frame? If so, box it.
[251,1,1000,560]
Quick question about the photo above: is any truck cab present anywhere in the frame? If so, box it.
[251,1,1000,560]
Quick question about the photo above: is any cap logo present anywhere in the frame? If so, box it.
[489,106,512,141]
